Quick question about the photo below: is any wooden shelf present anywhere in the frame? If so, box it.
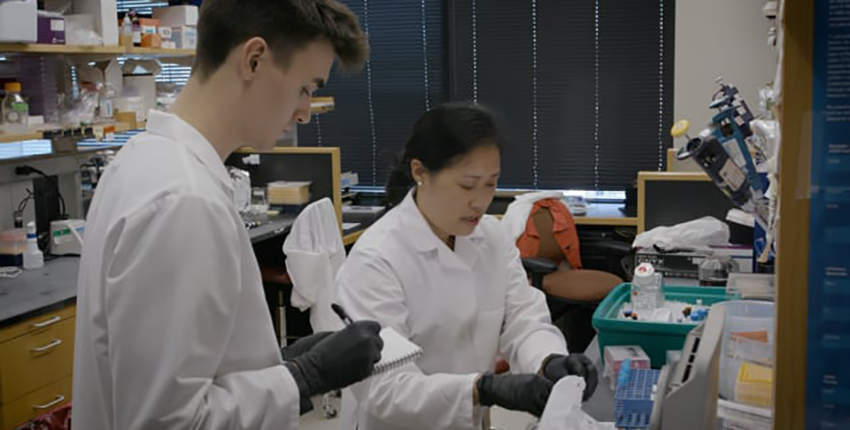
[0,44,195,57]
[124,47,196,57]
[0,44,125,55]
[0,131,43,144]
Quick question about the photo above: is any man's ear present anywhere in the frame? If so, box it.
[239,37,268,81]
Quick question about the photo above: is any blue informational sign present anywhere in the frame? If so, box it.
[807,0,850,427]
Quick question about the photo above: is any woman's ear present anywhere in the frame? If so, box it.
[411,159,427,185]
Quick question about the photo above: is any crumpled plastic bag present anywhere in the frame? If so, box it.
[632,216,730,251]
[536,377,616,430]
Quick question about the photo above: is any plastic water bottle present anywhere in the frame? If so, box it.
[631,263,664,312]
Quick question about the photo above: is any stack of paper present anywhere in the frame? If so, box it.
[267,181,311,205]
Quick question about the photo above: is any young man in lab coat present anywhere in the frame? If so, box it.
[73,1,383,429]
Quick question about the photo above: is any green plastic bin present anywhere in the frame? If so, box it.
[592,283,740,368]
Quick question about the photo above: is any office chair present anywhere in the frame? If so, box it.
[517,201,625,352]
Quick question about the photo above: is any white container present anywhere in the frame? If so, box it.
[50,219,84,256]
[23,221,43,270]
[631,262,664,312]
[715,300,775,401]
[0,0,37,43]
[153,5,199,28]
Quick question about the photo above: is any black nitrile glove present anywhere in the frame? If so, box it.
[288,320,383,396]
[476,373,554,418]
[541,353,599,401]
[280,331,333,361]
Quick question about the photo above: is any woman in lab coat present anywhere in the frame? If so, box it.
[335,103,599,430]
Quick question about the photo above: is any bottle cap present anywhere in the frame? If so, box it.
[635,262,656,279]
[4,82,21,93]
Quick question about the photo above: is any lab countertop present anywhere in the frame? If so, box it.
[247,214,297,243]
[582,336,616,423]
[0,216,296,328]
[0,257,79,328]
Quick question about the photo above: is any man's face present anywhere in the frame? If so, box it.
[241,40,335,150]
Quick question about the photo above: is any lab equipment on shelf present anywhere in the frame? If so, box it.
[2,82,30,133]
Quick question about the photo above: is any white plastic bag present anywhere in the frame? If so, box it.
[632,216,730,251]
[536,377,616,430]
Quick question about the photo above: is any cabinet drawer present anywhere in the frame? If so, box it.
[0,376,71,430]
[0,317,74,403]
[0,305,76,344]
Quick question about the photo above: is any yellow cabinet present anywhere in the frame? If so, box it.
[0,304,75,430]
[0,377,72,430]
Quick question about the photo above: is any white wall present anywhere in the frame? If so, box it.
[674,0,776,148]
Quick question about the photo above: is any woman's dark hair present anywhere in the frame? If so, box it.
[386,102,504,208]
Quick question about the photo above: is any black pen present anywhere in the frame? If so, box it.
[331,303,354,326]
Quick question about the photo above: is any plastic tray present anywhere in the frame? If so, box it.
[593,283,740,367]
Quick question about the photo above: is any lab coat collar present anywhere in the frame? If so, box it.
[398,191,486,270]
[145,110,234,195]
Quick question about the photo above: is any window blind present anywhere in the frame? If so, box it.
[297,0,445,186]
[449,0,675,190]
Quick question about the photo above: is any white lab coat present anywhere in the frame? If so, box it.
[73,111,301,430]
[501,191,565,242]
[334,192,568,430]
[283,198,346,332]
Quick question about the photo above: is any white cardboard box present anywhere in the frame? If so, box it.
[153,6,199,28]
[78,59,123,95]
[171,26,197,50]
[73,0,118,46]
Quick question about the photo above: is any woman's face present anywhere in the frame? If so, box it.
[413,144,501,241]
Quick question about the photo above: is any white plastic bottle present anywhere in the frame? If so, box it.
[631,262,664,312]
[23,221,43,270]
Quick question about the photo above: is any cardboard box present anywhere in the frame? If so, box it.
[73,0,118,46]
[78,59,123,95]
[37,12,65,44]
[158,26,172,40]
[171,26,197,50]
[0,0,37,43]
[122,60,161,121]
[139,18,159,36]
[268,182,312,205]
[153,6,199,27]
[141,33,162,48]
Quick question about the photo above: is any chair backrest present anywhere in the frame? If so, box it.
[516,198,583,270]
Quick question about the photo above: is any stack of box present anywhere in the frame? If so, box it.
[267,181,312,206]
[0,229,26,267]
[604,345,651,391]
[153,6,198,50]
[139,17,160,48]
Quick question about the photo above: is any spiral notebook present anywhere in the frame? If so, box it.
[374,327,424,374]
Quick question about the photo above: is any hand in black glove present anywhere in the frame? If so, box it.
[286,321,383,396]
[541,353,598,401]
[280,331,333,361]
[476,373,553,418]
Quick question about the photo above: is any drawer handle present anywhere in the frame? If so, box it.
[31,315,62,329]
[33,395,66,410]
[30,339,62,353]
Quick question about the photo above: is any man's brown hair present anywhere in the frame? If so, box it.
[194,0,368,80]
